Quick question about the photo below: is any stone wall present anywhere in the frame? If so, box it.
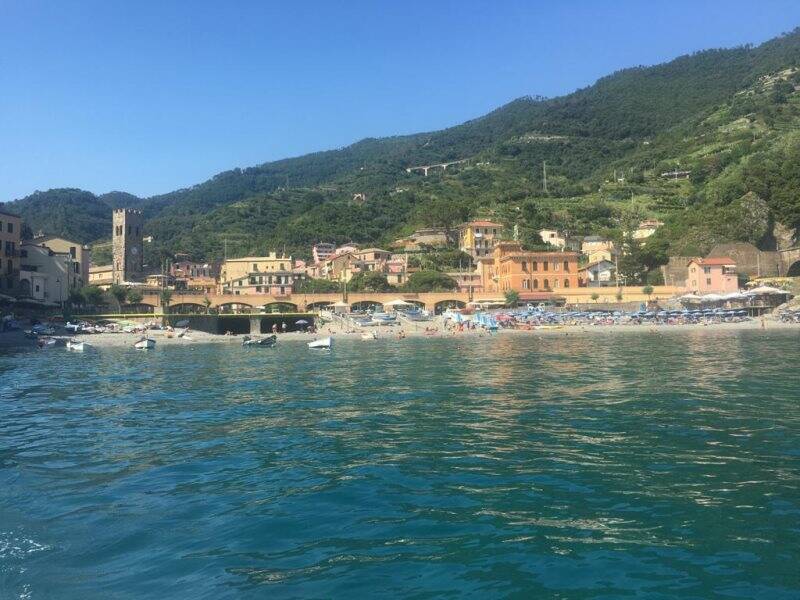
[706,243,782,277]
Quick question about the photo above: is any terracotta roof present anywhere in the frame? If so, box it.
[462,220,502,228]
[689,257,736,266]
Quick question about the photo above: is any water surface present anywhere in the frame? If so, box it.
[1,330,799,598]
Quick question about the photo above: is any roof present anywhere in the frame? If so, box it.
[578,259,615,271]
[499,251,579,262]
[689,257,736,266]
[355,248,390,254]
[582,235,609,242]
[461,220,502,228]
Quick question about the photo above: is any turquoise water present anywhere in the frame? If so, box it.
[1,330,799,599]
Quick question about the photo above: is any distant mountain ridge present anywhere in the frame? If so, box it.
[4,28,800,263]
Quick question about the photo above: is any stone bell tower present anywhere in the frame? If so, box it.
[112,208,144,283]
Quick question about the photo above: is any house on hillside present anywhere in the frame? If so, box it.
[685,257,738,294]
[578,259,616,287]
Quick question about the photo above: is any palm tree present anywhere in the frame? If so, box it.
[160,288,173,312]
[203,296,212,314]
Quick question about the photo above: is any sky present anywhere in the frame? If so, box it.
[2,0,800,201]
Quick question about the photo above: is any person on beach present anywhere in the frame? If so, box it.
[281,322,287,333]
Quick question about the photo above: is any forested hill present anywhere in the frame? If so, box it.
[5,28,800,265]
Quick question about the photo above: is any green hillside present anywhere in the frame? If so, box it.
[3,28,800,275]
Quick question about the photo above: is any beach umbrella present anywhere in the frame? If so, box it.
[295,319,309,324]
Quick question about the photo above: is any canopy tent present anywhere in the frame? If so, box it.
[383,299,413,307]
[745,286,788,295]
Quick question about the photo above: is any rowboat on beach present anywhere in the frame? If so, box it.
[134,337,156,350]
[66,339,88,351]
[308,337,332,349]
[242,334,277,347]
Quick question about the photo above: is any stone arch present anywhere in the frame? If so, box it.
[217,302,252,314]
[124,302,156,314]
[351,300,383,312]
[306,301,333,311]
[434,299,466,314]
[169,302,206,314]
[404,300,426,310]
[260,302,298,313]
[787,260,800,277]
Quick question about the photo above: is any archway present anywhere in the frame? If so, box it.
[434,299,466,314]
[306,301,333,311]
[124,302,156,314]
[351,300,383,312]
[217,302,253,314]
[404,300,426,310]
[169,302,206,314]
[260,302,298,313]
[18,278,31,298]
[787,261,800,277]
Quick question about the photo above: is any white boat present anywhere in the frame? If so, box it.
[308,337,332,349]
[66,339,88,351]
[134,337,156,350]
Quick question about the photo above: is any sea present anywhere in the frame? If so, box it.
[1,330,799,599]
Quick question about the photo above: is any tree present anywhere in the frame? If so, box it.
[295,278,341,293]
[403,270,458,292]
[642,285,654,301]
[504,290,520,307]
[160,288,173,311]
[591,292,600,303]
[67,288,84,307]
[203,296,212,314]
[108,284,128,312]
[80,285,104,306]
[348,271,393,292]
[615,290,623,302]
[126,288,143,305]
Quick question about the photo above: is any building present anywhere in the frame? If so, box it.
[88,265,114,288]
[31,236,90,288]
[312,243,336,264]
[481,241,579,294]
[632,219,664,242]
[578,259,616,287]
[581,235,615,255]
[18,241,78,305]
[444,271,483,294]
[112,208,144,283]
[219,253,296,296]
[169,254,219,292]
[459,220,504,258]
[0,209,21,296]
[685,257,738,294]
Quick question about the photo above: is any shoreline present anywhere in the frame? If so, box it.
[0,318,795,350]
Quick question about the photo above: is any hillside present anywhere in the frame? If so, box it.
[4,28,800,269]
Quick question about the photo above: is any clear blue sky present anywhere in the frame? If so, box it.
[2,0,800,201]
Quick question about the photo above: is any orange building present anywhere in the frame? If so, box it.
[481,241,579,295]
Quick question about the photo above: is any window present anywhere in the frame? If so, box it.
[543,278,550,289]
[706,278,712,285]
[564,260,569,272]
[554,279,559,288]
[554,262,560,271]
[522,262,528,272]
[532,261,538,272]
[253,263,258,271]
[7,222,13,234]
[703,267,711,274]
[543,261,549,271]
[533,279,538,289]
[127,225,131,235]
[20,249,27,258]
[70,246,76,258]
[523,279,529,289]
[564,279,570,288]
[135,226,140,236]
[280,263,285,270]
[74,263,79,273]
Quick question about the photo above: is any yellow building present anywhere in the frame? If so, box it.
[458,220,504,258]
[31,236,91,288]
[219,253,296,295]
[88,265,114,289]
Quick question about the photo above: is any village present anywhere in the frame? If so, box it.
[1,205,799,321]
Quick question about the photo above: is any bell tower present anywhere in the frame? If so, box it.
[112,208,144,283]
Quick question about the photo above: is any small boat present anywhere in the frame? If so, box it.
[66,339,87,351]
[308,337,332,349]
[38,337,57,347]
[242,334,277,347]
[134,337,156,350]
[361,331,377,340]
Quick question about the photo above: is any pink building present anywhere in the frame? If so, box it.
[685,257,738,293]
